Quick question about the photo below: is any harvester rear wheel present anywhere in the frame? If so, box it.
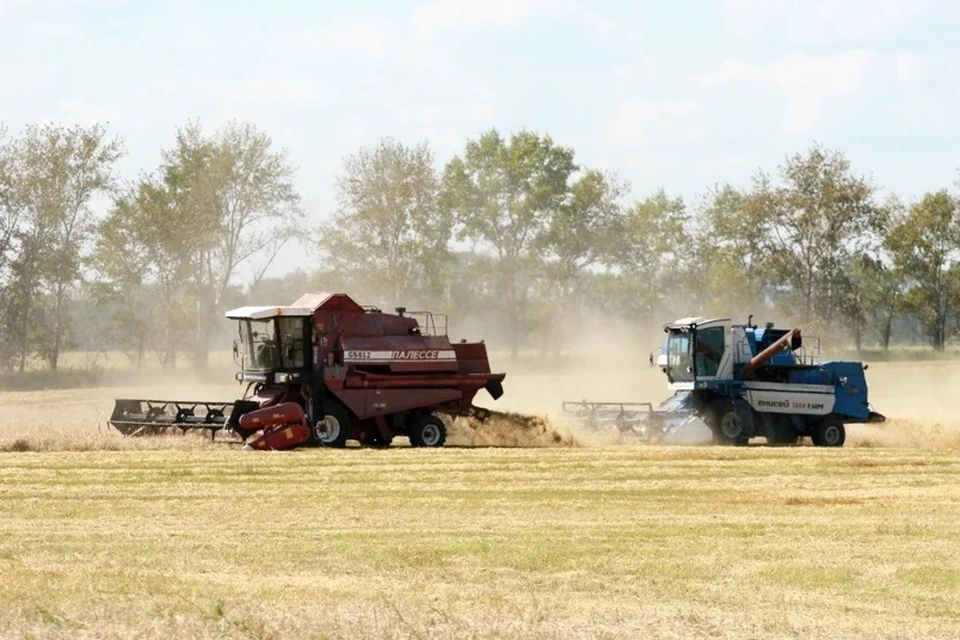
[813,418,845,447]
[409,414,447,448]
[313,403,350,448]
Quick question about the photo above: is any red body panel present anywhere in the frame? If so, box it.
[246,423,312,450]
[342,372,498,388]
[239,402,306,431]
[330,387,463,420]
[452,342,493,374]
[340,337,459,374]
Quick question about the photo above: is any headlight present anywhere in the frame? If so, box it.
[275,372,291,383]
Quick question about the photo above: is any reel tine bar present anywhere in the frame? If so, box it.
[109,398,235,438]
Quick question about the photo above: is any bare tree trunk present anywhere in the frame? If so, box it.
[16,294,32,373]
[882,311,893,351]
[48,285,66,372]
[193,297,214,372]
[136,333,145,369]
[935,310,945,352]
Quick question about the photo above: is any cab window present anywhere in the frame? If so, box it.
[278,317,306,369]
[694,327,724,377]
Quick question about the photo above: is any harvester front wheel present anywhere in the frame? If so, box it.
[813,418,845,448]
[712,403,749,446]
[314,403,350,448]
[409,414,447,448]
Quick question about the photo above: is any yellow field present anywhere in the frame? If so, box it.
[1,360,960,638]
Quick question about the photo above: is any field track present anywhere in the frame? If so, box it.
[2,445,959,638]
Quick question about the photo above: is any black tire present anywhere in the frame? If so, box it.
[813,418,845,448]
[768,431,799,447]
[313,402,350,448]
[711,403,750,446]
[408,414,447,448]
[765,418,799,446]
[362,431,393,448]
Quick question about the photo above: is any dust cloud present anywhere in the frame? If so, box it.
[844,361,960,448]
[4,306,960,450]
[462,313,672,446]
[471,310,960,450]
[447,411,575,447]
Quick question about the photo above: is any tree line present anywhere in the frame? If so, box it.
[1,120,959,373]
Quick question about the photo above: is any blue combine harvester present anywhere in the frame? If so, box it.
[561,316,886,447]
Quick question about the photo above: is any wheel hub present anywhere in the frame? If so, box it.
[721,412,743,439]
[316,415,341,443]
[823,424,841,445]
[421,423,440,446]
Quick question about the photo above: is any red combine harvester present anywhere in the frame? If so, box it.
[109,292,506,450]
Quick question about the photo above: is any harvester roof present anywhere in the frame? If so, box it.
[225,292,365,320]
[664,317,730,330]
[289,292,364,312]
[225,305,314,320]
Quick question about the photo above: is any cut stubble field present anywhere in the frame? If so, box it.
[1,359,960,638]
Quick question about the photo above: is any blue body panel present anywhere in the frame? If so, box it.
[817,361,872,421]
[663,323,876,425]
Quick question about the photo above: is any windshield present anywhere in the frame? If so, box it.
[241,319,278,370]
[238,317,307,371]
[666,331,694,383]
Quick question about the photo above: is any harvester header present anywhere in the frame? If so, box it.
[111,291,506,450]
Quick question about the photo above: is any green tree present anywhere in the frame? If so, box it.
[3,123,122,371]
[0,126,18,362]
[689,181,774,316]
[0,126,15,278]
[318,138,450,308]
[885,190,960,351]
[93,121,300,370]
[603,188,690,323]
[838,195,907,351]
[174,122,301,370]
[441,129,577,357]
[92,182,203,368]
[763,144,880,333]
[538,169,627,355]
[842,252,904,351]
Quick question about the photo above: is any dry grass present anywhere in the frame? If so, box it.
[1,360,960,637]
[0,381,239,453]
[1,446,959,638]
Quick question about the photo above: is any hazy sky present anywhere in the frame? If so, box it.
[2,0,958,281]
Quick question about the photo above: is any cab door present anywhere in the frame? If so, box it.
[691,322,734,382]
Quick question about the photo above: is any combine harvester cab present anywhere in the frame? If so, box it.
[111,292,506,450]
[562,316,885,447]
